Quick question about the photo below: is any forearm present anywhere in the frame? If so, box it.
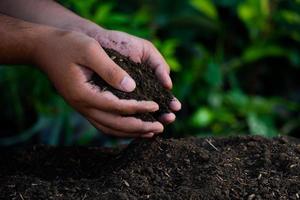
[0,14,48,64]
[0,0,101,35]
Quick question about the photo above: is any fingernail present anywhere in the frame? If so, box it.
[170,113,176,121]
[120,76,136,92]
[154,122,164,133]
[166,75,173,89]
[170,98,181,111]
[142,133,154,138]
[173,97,181,103]
[151,102,159,111]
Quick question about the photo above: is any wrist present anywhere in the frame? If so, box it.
[31,25,63,67]
[0,14,55,65]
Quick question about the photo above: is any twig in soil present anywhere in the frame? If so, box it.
[82,193,87,200]
[205,139,219,151]
[163,171,170,177]
[18,193,25,200]
[248,194,256,200]
[290,164,298,168]
[123,180,130,187]
[216,174,224,182]
[257,173,262,180]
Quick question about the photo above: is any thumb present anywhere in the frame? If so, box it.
[86,43,136,92]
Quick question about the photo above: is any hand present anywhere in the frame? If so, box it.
[34,27,164,138]
[84,27,182,124]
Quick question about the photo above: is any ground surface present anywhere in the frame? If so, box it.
[90,48,173,122]
[0,136,300,200]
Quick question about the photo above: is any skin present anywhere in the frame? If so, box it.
[0,0,181,138]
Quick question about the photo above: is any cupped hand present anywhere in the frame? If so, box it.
[34,28,164,138]
[86,28,182,124]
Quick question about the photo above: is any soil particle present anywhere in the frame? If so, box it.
[0,136,300,200]
[89,48,173,122]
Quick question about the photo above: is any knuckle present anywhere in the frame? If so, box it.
[115,100,137,114]
[118,118,134,131]
[104,66,120,85]
[84,39,100,55]
[80,39,100,63]
[114,103,126,114]
[143,39,153,47]
[56,30,77,39]
[104,67,115,82]
[136,119,146,131]
[113,117,124,128]
[123,102,136,114]
[128,100,142,112]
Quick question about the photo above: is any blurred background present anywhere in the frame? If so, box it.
[0,0,299,146]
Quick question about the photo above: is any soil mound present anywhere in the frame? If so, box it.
[0,136,300,200]
[90,48,173,122]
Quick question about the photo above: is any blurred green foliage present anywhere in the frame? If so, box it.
[0,0,300,145]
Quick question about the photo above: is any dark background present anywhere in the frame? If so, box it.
[0,0,299,146]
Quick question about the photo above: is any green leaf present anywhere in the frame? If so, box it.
[167,58,181,71]
[279,10,300,24]
[204,61,223,89]
[192,107,213,127]
[78,128,98,145]
[226,90,248,109]
[237,0,270,37]
[242,45,287,63]
[93,3,114,24]
[71,0,97,18]
[208,92,223,107]
[108,14,131,25]
[190,0,218,20]
[247,113,277,137]
[238,0,270,22]
[158,39,181,71]
[132,7,152,26]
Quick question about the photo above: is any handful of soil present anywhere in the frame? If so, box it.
[90,48,173,122]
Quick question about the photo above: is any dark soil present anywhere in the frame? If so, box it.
[89,48,173,122]
[1,136,300,200]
